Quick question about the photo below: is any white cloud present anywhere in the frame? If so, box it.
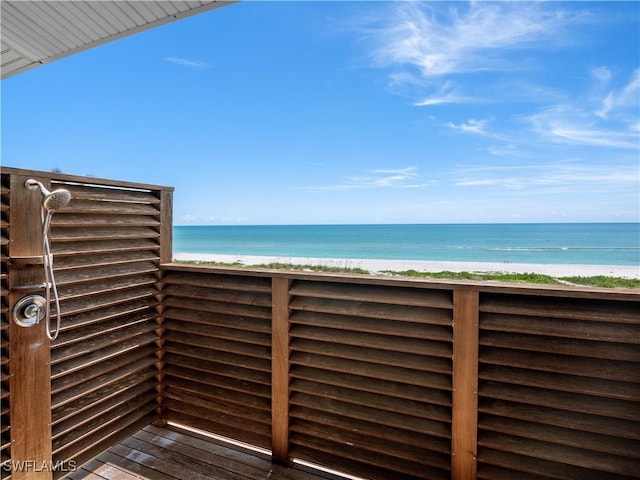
[368,2,581,81]
[591,66,612,85]
[448,118,489,135]
[528,102,639,150]
[595,69,640,119]
[303,166,436,191]
[453,162,639,191]
[413,81,476,106]
[164,56,210,69]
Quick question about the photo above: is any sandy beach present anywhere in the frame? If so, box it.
[173,252,640,279]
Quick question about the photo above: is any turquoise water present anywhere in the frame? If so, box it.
[173,223,640,266]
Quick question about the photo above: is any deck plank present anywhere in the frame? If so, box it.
[64,425,332,480]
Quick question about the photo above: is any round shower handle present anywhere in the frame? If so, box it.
[13,295,47,327]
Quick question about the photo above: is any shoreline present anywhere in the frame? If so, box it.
[172,252,640,279]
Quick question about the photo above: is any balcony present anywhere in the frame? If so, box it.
[1,167,639,480]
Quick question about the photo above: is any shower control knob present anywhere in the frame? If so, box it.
[13,295,47,327]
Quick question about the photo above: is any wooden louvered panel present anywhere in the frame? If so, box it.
[58,285,157,317]
[164,396,271,443]
[290,280,453,308]
[479,430,638,478]
[51,214,160,227]
[292,337,451,368]
[51,343,157,398]
[162,284,272,309]
[50,225,159,241]
[478,399,640,440]
[164,319,270,347]
[163,341,271,373]
[163,378,270,422]
[52,406,157,465]
[51,414,157,480]
[481,330,638,361]
[291,295,453,325]
[291,407,450,450]
[290,350,451,388]
[289,282,453,480]
[52,362,157,412]
[164,330,270,361]
[480,349,640,383]
[477,448,633,480]
[294,417,451,468]
[51,369,157,424]
[480,294,639,323]
[166,368,271,404]
[481,312,640,343]
[479,414,640,459]
[55,267,159,290]
[292,427,451,474]
[2,169,171,478]
[163,270,272,292]
[52,238,160,255]
[291,323,451,354]
[477,291,640,479]
[291,365,451,406]
[292,380,450,423]
[56,305,153,335]
[53,199,159,216]
[481,365,639,400]
[291,309,451,339]
[162,295,271,319]
[163,306,271,333]
[52,312,155,349]
[481,381,638,421]
[163,354,271,387]
[163,410,270,452]
[60,184,160,204]
[291,437,450,480]
[52,250,159,270]
[52,392,157,453]
[160,270,273,450]
[51,339,157,380]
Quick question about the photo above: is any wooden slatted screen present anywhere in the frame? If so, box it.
[0,173,11,475]
[288,279,454,480]
[477,292,640,479]
[160,269,273,449]
[44,177,170,476]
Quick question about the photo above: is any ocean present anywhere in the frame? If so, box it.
[173,223,640,266]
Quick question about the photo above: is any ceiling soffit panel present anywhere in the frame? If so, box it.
[1,0,232,79]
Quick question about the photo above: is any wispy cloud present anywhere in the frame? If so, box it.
[448,118,489,135]
[365,2,582,102]
[453,162,639,191]
[302,167,436,191]
[594,68,640,119]
[413,81,477,106]
[527,99,639,150]
[164,56,210,69]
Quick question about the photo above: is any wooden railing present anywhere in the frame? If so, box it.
[159,264,640,480]
[2,167,639,479]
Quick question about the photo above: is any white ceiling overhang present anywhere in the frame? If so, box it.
[1,0,233,79]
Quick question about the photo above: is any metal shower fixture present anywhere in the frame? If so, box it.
[25,178,72,211]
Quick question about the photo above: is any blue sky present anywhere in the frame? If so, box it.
[3,1,639,225]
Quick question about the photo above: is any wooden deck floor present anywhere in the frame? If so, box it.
[64,425,332,480]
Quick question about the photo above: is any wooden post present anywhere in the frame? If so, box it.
[451,289,479,480]
[158,189,173,264]
[8,175,53,480]
[271,277,291,465]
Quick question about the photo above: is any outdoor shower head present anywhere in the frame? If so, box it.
[25,179,72,211]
